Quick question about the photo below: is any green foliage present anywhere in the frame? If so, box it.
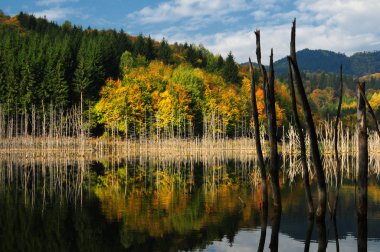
[0,12,244,114]
[185,45,198,67]
[133,33,146,56]
[145,35,156,61]
[0,12,131,111]
[120,51,135,74]
[3,11,374,136]
[222,52,240,84]
[157,38,172,64]
[172,64,204,104]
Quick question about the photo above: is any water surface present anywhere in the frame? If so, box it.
[0,154,379,251]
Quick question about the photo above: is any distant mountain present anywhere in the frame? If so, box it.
[273,49,380,76]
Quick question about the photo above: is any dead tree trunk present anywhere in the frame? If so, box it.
[249,58,268,252]
[316,219,327,251]
[258,182,268,252]
[358,82,380,138]
[357,82,368,219]
[248,57,268,205]
[332,64,343,219]
[288,19,326,220]
[255,30,281,210]
[287,58,314,218]
[269,210,281,252]
[332,215,340,252]
[357,214,367,251]
[268,49,281,210]
[304,218,314,252]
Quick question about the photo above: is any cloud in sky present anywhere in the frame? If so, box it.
[36,0,79,6]
[2,0,380,64]
[128,0,250,25]
[137,0,380,63]
[33,7,79,20]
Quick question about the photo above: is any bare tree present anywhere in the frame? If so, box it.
[357,81,368,251]
[248,58,267,205]
[288,19,326,220]
[287,58,314,218]
[331,64,343,219]
[357,82,368,219]
[255,30,281,210]
[248,57,268,252]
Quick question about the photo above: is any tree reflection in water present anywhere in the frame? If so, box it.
[0,153,379,251]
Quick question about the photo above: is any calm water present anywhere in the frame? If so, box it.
[0,154,379,251]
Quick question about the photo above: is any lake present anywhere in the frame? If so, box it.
[0,153,379,251]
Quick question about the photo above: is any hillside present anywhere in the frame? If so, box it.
[1,11,380,138]
[0,11,240,112]
[360,72,380,81]
[274,48,380,76]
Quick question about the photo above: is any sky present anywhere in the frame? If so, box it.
[1,0,380,64]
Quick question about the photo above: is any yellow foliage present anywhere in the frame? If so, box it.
[309,87,334,108]
[156,90,174,127]
[95,59,288,136]
[370,92,380,111]
[342,101,357,110]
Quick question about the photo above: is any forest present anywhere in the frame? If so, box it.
[1,11,380,138]
[0,7,379,251]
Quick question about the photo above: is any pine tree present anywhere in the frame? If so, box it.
[157,38,172,64]
[51,61,68,107]
[19,62,35,109]
[185,45,197,67]
[73,59,91,100]
[145,35,156,61]
[0,52,6,104]
[222,52,240,84]
[217,55,224,70]
[133,34,146,56]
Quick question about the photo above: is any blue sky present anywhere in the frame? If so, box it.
[2,0,380,64]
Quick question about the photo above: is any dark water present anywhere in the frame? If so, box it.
[0,155,379,251]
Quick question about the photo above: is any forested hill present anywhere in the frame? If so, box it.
[2,11,380,138]
[0,11,240,111]
[274,48,380,76]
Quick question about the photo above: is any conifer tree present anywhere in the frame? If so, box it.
[145,35,156,61]
[222,52,240,84]
[51,62,68,107]
[217,55,225,70]
[133,34,146,56]
[185,45,197,67]
[157,38,172,64]
[19,62,35,109]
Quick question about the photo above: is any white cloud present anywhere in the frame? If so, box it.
[128,0,250,25]
[33,7,77,20]
[148,20,293,63]
[251,10,268,20]
[299,0,380,35]
[36,0,79,6]
[133,0,380,64]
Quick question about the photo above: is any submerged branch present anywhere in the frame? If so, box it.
[255,30,281,210]
[289,18,326,221]
[248,58,266,181]
[332,64,343,219]
[287,57,314,218]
